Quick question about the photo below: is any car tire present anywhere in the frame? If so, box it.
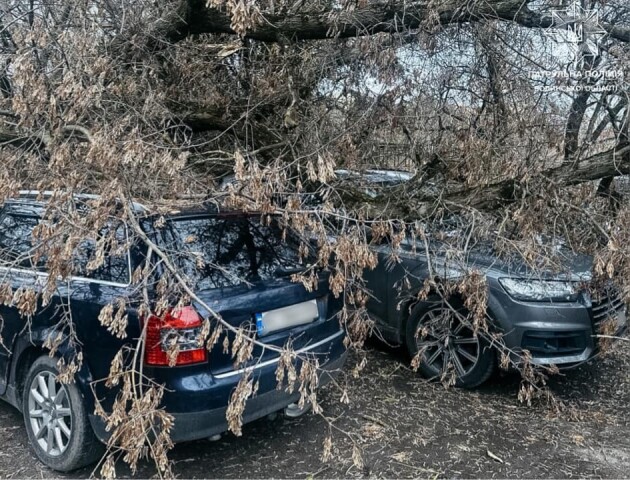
[405,297,495,388]
[22,355,104,472]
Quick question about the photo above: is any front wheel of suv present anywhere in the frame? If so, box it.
[22,355,104,472]
[405,298,495,388]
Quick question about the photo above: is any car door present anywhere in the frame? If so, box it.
[0,204,47,394]
[64,222,141,391]
[363,242,392,323]
[365,234,434,342]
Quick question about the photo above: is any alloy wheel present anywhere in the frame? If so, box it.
[415,307,481,377]
[27,371,73,457]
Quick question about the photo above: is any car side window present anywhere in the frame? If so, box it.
[0,209,130,284]
[0,213,46,270]
[72,224,131,285]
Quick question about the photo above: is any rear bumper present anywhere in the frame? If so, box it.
[169,352,345,442]
[89,332,346,443]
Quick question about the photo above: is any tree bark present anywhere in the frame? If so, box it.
[167,0,630,44]
[342,143,630,218]
[432,144,630,210]
[564,91,591,162]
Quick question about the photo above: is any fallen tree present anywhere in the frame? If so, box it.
[0,0,629,477]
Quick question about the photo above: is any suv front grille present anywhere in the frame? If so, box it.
[592,289,624,329]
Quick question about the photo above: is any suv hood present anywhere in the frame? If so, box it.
[401,239,593,282]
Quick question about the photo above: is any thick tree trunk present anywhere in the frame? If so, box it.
[343,143,630,218]
[564,91,591,162]
[166,0,630,44]
[436,144,630,209]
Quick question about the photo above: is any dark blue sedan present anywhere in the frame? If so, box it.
[0,192,346,471]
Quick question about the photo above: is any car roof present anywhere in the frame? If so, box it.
[7,191,263,220]
[6,190,148,213]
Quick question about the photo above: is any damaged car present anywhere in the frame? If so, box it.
[0,192,346,471]
[364,234,626,388]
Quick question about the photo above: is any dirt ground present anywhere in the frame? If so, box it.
[0,338,629,479]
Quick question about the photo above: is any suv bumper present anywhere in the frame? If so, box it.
[490,286,627,366]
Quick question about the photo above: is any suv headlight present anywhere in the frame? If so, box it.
[498,278,579,302]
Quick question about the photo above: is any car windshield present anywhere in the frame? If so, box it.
[162,215,306,290]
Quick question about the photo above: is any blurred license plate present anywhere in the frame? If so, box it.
[255,300,318,336]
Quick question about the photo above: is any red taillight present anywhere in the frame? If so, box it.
[144,306,207,366]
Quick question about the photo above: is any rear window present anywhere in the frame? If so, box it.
[162,215,305,290]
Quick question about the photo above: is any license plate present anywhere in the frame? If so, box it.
[255,299,319,336]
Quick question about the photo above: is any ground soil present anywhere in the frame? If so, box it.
[0,338,629,478]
